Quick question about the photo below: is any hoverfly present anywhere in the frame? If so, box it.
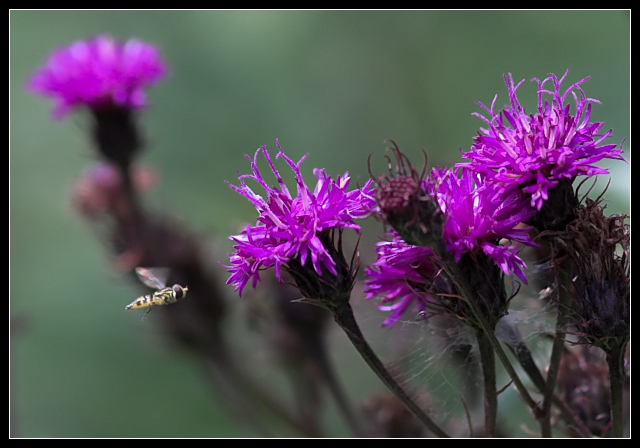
[126,267,189,320]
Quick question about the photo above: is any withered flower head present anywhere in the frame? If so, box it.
[561,197,629,352]
[369,141,444,249]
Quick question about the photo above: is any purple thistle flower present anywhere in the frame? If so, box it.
[363,229,442,327]
[429,167,536,284]
[27,35,166,119]
[460,68,625,211]
[225,140,375,297]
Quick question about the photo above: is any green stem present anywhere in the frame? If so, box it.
[476,330,497,437]
[331,302,450,438]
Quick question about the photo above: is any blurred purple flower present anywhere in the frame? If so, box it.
[27,35,166,119]
[459,69,625,210]
[225,140,375,297]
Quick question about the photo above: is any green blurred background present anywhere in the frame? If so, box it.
[10,10,630,438]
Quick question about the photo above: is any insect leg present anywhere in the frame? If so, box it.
[141,307,153,321]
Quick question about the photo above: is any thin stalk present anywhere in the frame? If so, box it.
[288,370,323,437]
[540,268,571,437]
[331,301,450,438]
[606,341,626,438]
[211,346,313,437]
[441,255,544,419]
[505,335,593,438]
[306,334,367,436]
[476,330,497,437]
[204,360,279,437]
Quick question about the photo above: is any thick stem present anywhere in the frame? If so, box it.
[476,330,497,437]
[331,302,450,438]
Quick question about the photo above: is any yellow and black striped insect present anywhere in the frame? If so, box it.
[126,267,189,320]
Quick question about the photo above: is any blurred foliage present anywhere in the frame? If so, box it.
[10,10,629,438]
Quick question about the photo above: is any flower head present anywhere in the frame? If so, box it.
[459,68,625,211]
[225,140,375,297]
[364,229,444,326]
[369,142,444,249]
[72,162,158,218]
[562,198,629,351]
[429,167,536,283]
[27,35,166,119]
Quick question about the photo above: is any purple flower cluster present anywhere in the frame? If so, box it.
[459,68,625,210]
[225,141,375,297]
[363,69,627,326]
[27,35,166,119]
[219,69,624,329]
[365,167,536,325]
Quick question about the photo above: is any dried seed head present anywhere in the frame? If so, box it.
[369,141,443,248]
[560,197,629,351]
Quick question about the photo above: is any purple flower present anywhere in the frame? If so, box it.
[459,69,625,210]
[225,140,375,297]
[429,167,536,283]
[364,229,441,327]
[27,35,166,119]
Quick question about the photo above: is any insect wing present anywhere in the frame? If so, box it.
[135,267,169,290]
